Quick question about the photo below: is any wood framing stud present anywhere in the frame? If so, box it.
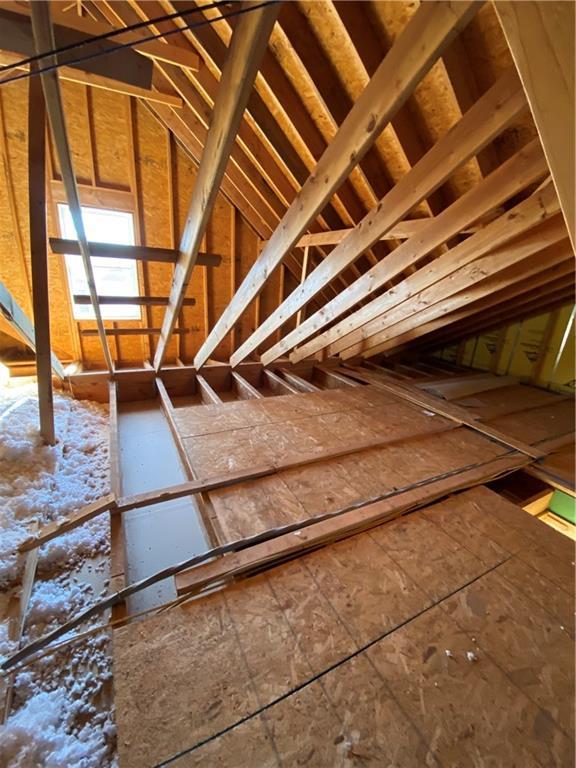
[28,64,55,444]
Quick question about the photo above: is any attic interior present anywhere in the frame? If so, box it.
[0,0,574,765]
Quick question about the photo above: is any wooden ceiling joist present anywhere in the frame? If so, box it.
[153,1,281,371]
[193,0,481,370]
[30,2,114,373]
[276,140,550,365]
[235,69,528,367]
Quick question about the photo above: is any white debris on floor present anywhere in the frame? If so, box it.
[0,380,117,767]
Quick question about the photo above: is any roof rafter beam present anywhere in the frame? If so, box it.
[234,69,527,366]
[494,0,575,248]
[30,2,114,373]
[409,283,575,356]
[349,218,570,357]
[367,245,574,357]
[1,0,201,70]
[153,1,280,370]
[193,0,481,370]
[327,177,561,358]
[275,140,549,364]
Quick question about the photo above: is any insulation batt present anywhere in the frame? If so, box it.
[0,382,117,767]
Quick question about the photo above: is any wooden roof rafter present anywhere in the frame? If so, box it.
[403,283,575,359]
[368,249,574,360]
[289,173,559,364]
[193,0,481,370]
[234,68,529,367]
[348,216,570,359]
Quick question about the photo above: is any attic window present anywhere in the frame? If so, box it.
[58,204,140,321]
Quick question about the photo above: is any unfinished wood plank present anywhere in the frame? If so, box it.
[367,595,572,767]
[263,369,299,395]
[73,295,196,306]
[174,452,529,597]
[195,1,480,369]
[495,1,575,248]
[197,375,223,405]
[154,2,280,370]
[19,494,117,553]
[50,238,222,267]
[17,413,459,552]
[28,64,55,444]
[156,377,220,547]
[0,281,64,379]
[348,213,568,358]
[108,380,127,618]
[233,69,528,365]
[30,2,113,372]
[341,366,546,459]
[278,368,320,393]
[80,328,189,337]
[290,219,435,247]
[313,366,361,389]
[3,447,530,674]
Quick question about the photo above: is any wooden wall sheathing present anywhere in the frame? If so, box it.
[113,485,574,768]
[0,76,271,369]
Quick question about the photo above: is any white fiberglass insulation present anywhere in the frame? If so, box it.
[0,381,116,767]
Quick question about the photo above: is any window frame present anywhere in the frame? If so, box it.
[57,203,142,323]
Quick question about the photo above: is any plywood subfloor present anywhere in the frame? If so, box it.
[173,385,511,543]
[113,486,575,768]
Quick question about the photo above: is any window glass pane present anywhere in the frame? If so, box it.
[58,204,141,321]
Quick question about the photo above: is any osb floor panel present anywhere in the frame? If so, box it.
[535,442,576,490]
[113,486,575,768]
[173,385,513,542]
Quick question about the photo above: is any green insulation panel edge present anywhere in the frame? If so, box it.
[549,490,576,525]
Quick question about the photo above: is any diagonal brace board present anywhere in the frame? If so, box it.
[0,280,65,379]
[153,1,281,371]
[30,2,114,372]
